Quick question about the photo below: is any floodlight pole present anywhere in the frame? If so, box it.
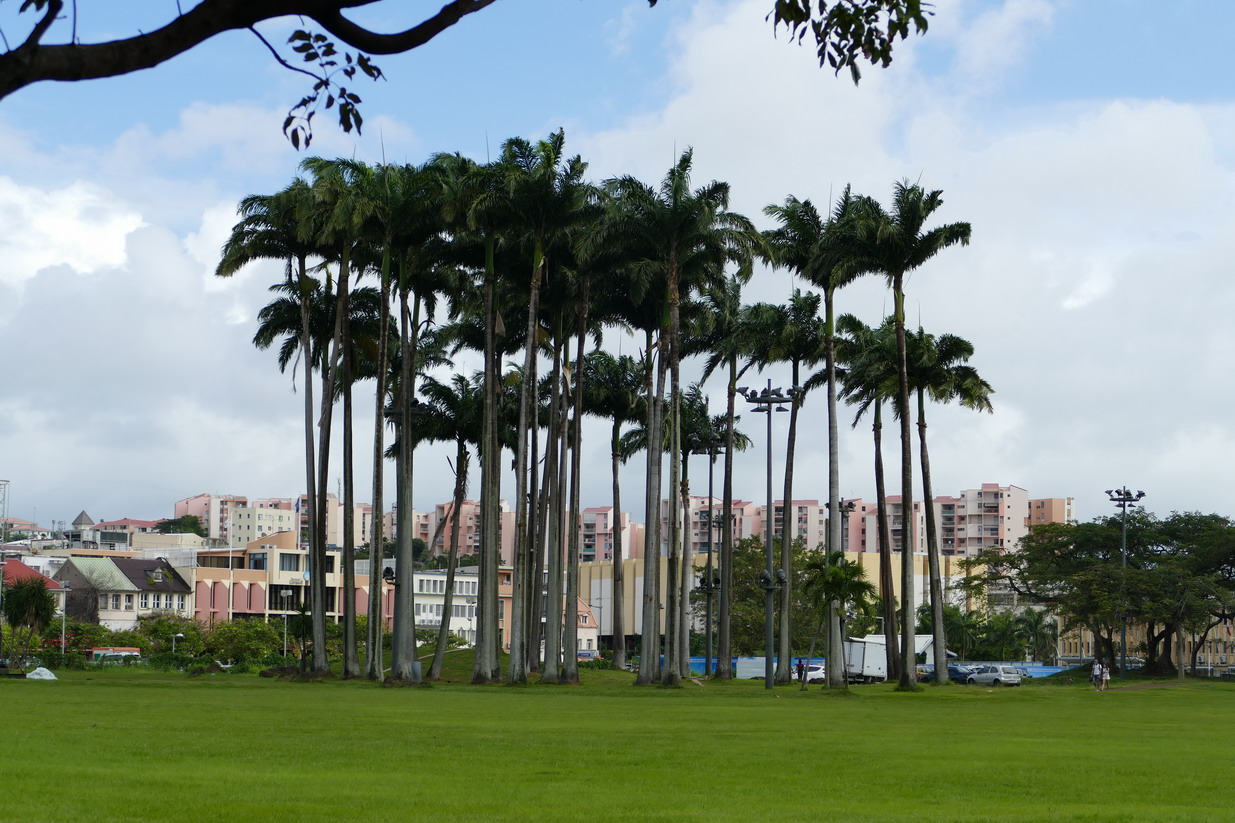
[741,379,790,690]
[1105,486,1146,678]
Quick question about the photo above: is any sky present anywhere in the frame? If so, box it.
[2,0,1234,531]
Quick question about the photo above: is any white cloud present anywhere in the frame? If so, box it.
[0,177,143,290]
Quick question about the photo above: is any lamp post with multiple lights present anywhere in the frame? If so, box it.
[690,434,725,677]
[740,380,794,689]
[1106,486,1145,677]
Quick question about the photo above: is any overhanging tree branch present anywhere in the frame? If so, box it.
[0,0,498,101]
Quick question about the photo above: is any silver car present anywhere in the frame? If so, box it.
[966,664,1022,687]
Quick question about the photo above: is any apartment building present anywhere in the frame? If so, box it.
[843,484,1068,558]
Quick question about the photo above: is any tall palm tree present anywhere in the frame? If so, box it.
[581,350,646,670]
[836,313,902,680]
[603,150,758,685]
[435,152,509,684]
[692,275,759,679]
[413,373,483,680]
[851,182,971,689]
[498,130,595,685]
[905,326,994,683]
[216,178,331,673]
[764,190,866,687]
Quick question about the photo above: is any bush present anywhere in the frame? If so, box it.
[205,618,281,663]
[578,657,611,670]
[146,652,200,671]
[37,651,87,671]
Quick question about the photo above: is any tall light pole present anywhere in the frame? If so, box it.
[740,380,792,690]
[1105,486,1145,678]
[172,632,185,654]
[60,585,71,654]
[691,438,724,677]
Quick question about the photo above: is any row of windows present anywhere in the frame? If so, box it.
[414,603,478,618]
[100,593,186,611]
[416,578,478,595]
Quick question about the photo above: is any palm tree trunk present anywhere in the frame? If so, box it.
[716,355,738,680]
[563,294,588,686]
[662,273,683,689]
[661,431,680,686]
[610,417,626,670]
[529,375,553,674]
[429,444,469,680]
[873,402,901,680]
[916,388,947,685]
[341,264,360,679]
[893,276,916,689]
[313,261,349,675]
[636,334,665,686]
[393,289,421,682]
[825,292,845,689]
[365,253,391,681]
[472,241,498,683]
[508,250,545,684]
[541,337,565,684]
[678,447,692,679]
[296,257,318,661]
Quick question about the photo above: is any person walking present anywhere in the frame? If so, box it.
[1091,659,1102,690]
[1100,662,1111,691]
[796,658,806,683]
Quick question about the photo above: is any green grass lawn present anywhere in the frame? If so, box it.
[4,658,1231,822]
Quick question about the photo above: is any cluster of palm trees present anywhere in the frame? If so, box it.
[216,127,991,689]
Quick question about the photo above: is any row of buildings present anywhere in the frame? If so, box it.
[152,484,1074,563]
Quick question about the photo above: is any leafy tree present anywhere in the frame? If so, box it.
[2,577,56,668]
[699,536,818,657]
[206,618,282,663]
[154,515,207,537]
[135,614,206,656]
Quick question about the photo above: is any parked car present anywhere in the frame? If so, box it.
[802,664,826,683]
[920,664,974,684]
[966,664,1022,687]
[1015,667,1034,680]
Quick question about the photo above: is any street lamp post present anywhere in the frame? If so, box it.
[740,380,792,690]
[60,585,71,654]
[172,632,184,654]
[1105,487,1145,678]
[280,589,293,657]
[691,439,724,677]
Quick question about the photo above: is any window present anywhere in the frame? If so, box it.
[99,595,109,611]
[140,593,149,609]
[153,593,162,609]
[249,552,267,571]
[177,595,186,610]
[280,553,300,572]
[580,614,589,625]
[111,594,120,610]
[124,594,134,611]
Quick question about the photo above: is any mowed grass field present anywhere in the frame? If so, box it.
[4,656,1231,823]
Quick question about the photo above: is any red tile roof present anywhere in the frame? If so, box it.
[1,558,63,590]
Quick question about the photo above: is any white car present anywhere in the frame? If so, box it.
[799,664,825,683]
[966,664,1022,687]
